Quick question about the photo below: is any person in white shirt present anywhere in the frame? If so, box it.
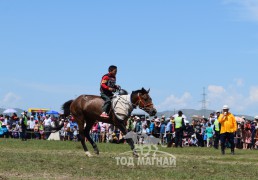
[99,122,106,143]
[43,115,52,139]
[28,116,35,130]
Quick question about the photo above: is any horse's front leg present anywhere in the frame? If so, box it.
[118,123,138,157]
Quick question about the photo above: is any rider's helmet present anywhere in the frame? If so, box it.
[118,89,128,95]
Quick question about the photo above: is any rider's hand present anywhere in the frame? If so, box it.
[116,85,121,90]
[109,88,116,92]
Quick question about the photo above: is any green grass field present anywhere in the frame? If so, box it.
[0,139,257,180]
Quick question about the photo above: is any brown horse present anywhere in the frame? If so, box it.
[62,88,157,157]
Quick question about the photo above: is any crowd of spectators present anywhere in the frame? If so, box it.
[1,111,258,150]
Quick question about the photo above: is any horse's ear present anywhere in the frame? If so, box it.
[147,88,150,93]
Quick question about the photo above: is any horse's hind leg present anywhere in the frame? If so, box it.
[84,123,99,155]
[77,116,92,157]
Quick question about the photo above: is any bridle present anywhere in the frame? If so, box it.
[132,93,154,111]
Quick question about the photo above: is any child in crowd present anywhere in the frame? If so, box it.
[205,123,213,147]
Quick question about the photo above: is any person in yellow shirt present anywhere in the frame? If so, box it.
[218,105,237,155]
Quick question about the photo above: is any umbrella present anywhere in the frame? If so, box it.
[235,116,245,123]
[46,110,59,115]
[3,108,17,114]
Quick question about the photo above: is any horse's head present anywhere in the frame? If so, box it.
[131,88,157,116]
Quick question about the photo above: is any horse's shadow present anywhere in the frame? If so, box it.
[124,132,160,157]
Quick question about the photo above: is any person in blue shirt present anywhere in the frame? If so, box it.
[149,116,156,134]
[160,118,166,144]
[135,117,142,134]
[69,116,78,140]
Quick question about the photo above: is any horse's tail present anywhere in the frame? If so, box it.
[62,100,73,117]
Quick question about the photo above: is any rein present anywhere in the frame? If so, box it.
[132,93,153,111]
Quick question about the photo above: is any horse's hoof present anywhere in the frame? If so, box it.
[85,151,93,157]
[133,152,139,158]
[94,149,99,155]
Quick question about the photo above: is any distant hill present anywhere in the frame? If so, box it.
[156,109,214,119]
[0,107,254,121]
[156,109,254,121]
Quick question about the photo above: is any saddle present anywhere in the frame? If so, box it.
[111,93,133,121]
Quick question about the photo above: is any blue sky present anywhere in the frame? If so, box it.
[0,0,258,116]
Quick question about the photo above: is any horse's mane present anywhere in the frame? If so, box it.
[132,88,148,95]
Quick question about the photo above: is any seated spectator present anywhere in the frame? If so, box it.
[189,135,198,147]
[11,123,19,138]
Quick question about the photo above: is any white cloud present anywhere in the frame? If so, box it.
[157,92,192,111]
[248,86,258,102]
[0,92,21,108]
[223,0,258,22]
[234,78,244,86]
[207,84,258,114]
[207,85,226,98]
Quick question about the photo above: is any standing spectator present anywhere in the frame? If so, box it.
[218,105,237,155]
[166,116,174,147]
[184,121,194,139]
[139,124,150,144]
[43,115,52,139]
[69,116,77,140]
[174,111,185,148]
[73,125,78,142]
[213,110,221,149]
[34,121,40,139]
[60,127,65,141]
[126,115,134,132]
[1,122,8,138]
[141,116,147,128]
[152,118,160,138]
[250,121,256,149]
[149,117,155,134]
[39,120,44,140]
[20,111,28,141]
[205,123,213,147]
[11,113,19,125]
[92,121,99,143]
[235,123,242,149]
[106,124,113,142]
[28,116,35,138]
[194,121,204,147]
[99,122,106,143]
[244,120,251,149]
[160,118,166,145]
[135,117,142,134]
